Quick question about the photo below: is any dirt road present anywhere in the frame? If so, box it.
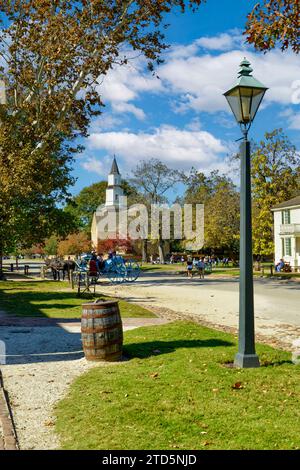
[96,272,300,348]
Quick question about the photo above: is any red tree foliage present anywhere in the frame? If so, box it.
[97,237,133,255]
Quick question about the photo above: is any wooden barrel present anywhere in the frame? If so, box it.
[81,300,123,362]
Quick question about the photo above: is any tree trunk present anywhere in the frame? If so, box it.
[158,238,165,264]
[0,244,5,280]
[142,239,148,263]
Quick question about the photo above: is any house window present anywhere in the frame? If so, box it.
[281,209,291,225]
[283,238,292,256]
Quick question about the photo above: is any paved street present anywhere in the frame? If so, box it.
[2,260,44,277]
[95,272,300,348]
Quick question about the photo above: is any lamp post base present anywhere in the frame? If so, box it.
[234,353,260,369]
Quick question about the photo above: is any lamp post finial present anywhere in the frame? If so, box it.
[239,58,253,77]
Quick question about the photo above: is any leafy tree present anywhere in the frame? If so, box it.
[0,0,204,166]
[183,170,240,254]
[0,0,204,277]
[57,232,91,257]
[131,158,183,262]
[65,182,108,231]
[245,0,299,53]
[184,169,230,205]
[204,181,240,255]
[0,190,76,277]
[44,236,59,257]
[251,129,300,256]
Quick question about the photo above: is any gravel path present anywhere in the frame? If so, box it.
[2,355,100,449]
[0,318,168,450]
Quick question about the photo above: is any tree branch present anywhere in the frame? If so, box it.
[31,0,135,156]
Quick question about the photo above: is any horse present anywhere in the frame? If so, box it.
[44,258,64,280]
[62,259,76,281]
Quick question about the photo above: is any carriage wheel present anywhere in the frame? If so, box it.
[107,264,126,284]
[72,271,79,287]
[124,260,140,282]
[73,271,86,285]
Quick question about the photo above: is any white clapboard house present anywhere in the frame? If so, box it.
[272,196,300,268]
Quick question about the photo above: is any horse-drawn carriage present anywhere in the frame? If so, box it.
[73,255,141,285]
[43,255,140,296]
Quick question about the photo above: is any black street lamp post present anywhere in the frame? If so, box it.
[0,79,7,281]
[224,58,268,368]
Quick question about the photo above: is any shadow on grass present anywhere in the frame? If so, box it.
[261,360,294,367]
[221,359,294,369]
[0,283,97,317]
[124,338,234,359]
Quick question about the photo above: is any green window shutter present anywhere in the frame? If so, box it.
[282,239,285,256]
[288,238,292,256]
[283,210,291,224]
[285,238,292,256]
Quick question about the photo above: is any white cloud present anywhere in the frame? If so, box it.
[278,108,300,130]
[92,33,300,125]
[288,114,300,130]
[196,31,244,51]
[158,49,300,115]
[213,113,237,129]
[100,78,136,103]
[96,58,163,120]
[166,42,201,60]
[88,125,228,172]
[112,102,146,120]
[185,117,202,131]
[90,114,123,132]
[81,157,105,175]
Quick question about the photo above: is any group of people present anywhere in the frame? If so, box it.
[86,251,117,275]
[186,257,206,279]
[168,254,233,267]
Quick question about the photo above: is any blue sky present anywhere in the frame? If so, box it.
[72,0,300,198]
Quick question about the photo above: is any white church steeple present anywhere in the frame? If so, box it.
[105,156,124,207]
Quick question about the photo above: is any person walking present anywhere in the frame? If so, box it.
[96,253,105,272]
[197,257,206,279]
[186,258,193,278]
[89,254,98,276]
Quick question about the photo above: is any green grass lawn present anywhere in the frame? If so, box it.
[141,263,186,273]
[264,272,300,279]
[142,263,300,279]
[0,280,155,319]
[55,321,300,450]
[141,263,240,277]
[211,268,240,276]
